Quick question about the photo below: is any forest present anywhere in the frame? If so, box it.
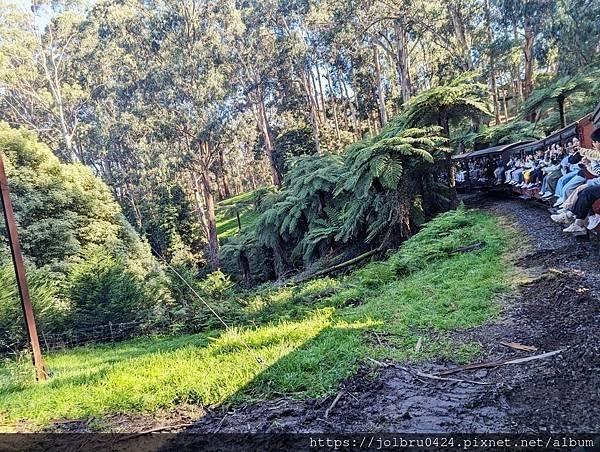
[0,0,599,435]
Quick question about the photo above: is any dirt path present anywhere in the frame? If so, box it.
[178,197,599,434]
[51,197,600,434]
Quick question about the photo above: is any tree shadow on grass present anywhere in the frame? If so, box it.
[155,318,374,448]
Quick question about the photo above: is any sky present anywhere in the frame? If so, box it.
[4,1,52,30]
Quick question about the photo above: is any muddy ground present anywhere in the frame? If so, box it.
[51,195,600,434]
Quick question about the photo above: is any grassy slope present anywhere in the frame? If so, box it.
[216,190,261,240]
[0,207,514,429]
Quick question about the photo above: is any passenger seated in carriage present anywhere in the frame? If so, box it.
[550,128,600,235]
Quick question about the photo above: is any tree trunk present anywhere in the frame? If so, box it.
[523,21,535,100]
[440,110,458,207]
[198,161,220,269]
[349,65,364,138]
[558,97,566,128]
[302,70,322,154]
[218,150,231,199]
[485,0,500,124]
[215,175,224,201]
[314,61,327,123]
[394,19,412,104]
[256,89,282,186]
[239,252,251,287]
[374,46,388,127]
[513,20,525,105]
[325,66,341,140]
[337,67,360,138]
[448,3,473,70]
[126,185,143,231]
[191,173,210,243]
[273,235,289,279]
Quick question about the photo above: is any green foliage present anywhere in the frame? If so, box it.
[220,120,451,282]
[0,124,154,268]
[0,124,167,351]
[216,189,262,240]
[0,263,67,353]
[389,205,500,275]
[520,68,600,127]
[162,265,244,334]
[66,246,151,329]
[462,120,544,149]
[0,208,514,427]
[334,125,449,244]
[274,125,318,175]
[400,72,493,135]
[140,185,204,267]
[197,270,234,301]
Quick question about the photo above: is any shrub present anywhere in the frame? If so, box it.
[66,246,151,329]
[0,262,68,353]
[164,266,244,334]
[198,270,234,300]
[0,124,170,351]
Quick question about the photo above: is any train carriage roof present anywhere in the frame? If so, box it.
[452,141,534,160]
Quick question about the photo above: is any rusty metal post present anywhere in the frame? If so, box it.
[0,152,47,380]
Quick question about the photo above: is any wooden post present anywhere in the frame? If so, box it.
[0,152,47,380]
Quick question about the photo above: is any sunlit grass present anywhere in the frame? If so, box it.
[216,210,260,239]
[0,207,515,429]
[216,189,262,239]
[1,310,368,428]
[217,190,259,208]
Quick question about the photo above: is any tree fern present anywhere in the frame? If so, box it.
[520,68,599,128]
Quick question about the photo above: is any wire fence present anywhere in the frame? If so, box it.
[38,320,148,352]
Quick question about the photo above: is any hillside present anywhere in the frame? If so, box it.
[0,207,512,430]
[216,190,262,240]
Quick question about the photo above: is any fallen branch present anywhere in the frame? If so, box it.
[436,349,564,376]
[366,356,389,367]
[295,248,381,283]
[500,341,538,352]
[116,423,194,442]
[449,242,485,255]
[501,349,563,365]
[414,336,423,353]
[324,390,345,418]
[51,419,86,424]
[213,414,228,433]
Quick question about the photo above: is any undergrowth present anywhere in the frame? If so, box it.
[0,206,514,429]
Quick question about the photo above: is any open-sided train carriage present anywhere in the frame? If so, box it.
[454,103,600,198]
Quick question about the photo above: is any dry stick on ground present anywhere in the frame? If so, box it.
[414,336,423,353]
[366,356,389,367]
[374,331,383,347]
[500,341,538,352]
[436,349,564,376]
[324,390,346,418]
[116,423,194,441]
[295,248,381,283]
[214,414,227,433]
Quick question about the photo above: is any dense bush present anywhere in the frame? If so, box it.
[0,260,68,353]
[163,268,244,334]
[66,246,152,328]
[221,122,451,283]
[0,124,168,352]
